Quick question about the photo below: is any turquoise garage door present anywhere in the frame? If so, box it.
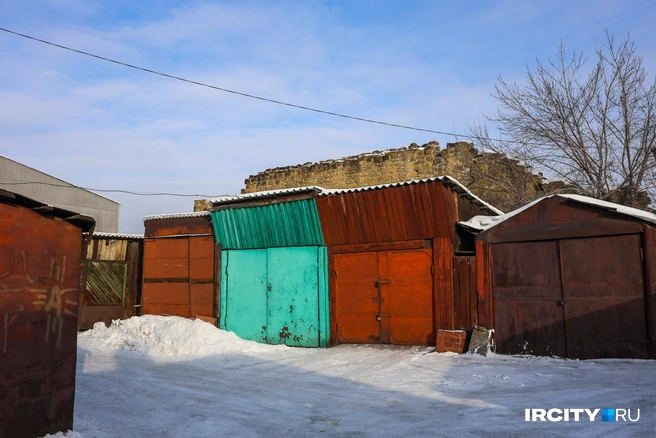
[220,246,329,347]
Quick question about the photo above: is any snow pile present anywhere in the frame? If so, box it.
[78,315,288,357]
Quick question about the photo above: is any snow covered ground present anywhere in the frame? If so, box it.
[46,315,654,437]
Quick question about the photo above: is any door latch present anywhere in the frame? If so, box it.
[557,300,564,307]
[376,315,382,321]
[375,280,390,287]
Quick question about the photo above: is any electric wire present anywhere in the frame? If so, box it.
[0,26,507,143]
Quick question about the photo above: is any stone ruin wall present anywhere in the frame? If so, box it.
[240,141,564,213]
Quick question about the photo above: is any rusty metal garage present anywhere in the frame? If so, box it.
[315,176,500,347]
[464,194,656,359]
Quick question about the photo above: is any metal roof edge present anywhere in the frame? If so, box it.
[210,186,325,206]
[458,193,656,233]
[86,231,145,240]
[0,156,120,205]
[317,176,503,215]
[144,211,211,222]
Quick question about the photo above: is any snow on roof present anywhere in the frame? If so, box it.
[143,211,211,222]
[458,194,656,232]
[210,186,325,205]
[318,176,503,215]
[88,231,144,240]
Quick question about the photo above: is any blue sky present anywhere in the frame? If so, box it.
[1,1,654,233]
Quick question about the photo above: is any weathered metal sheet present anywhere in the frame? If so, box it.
[334,248,434,346]
[0,156,119,232]
[144,213,212,237]
[490,235,649,359]
[453,256,477,331]
[644,227,656,359]
[0,200,86,437]
[492,240,566,357]
[478,196,644,244]
[222,249,268,342]
[317,180,461,246]
[142,236,216,318]
[560,234,648,359]
[387,249,434,345]
[211,199,324,250]
[334,252,380,343]
[221,247,329,347]
[81,261,127,306]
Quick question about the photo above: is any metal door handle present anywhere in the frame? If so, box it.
[376,315,382,321]
[557,300,564,306]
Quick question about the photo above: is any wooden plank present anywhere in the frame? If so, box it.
[125,241,142,317]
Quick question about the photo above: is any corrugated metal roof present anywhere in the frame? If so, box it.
[210,198,324,249]
[211,186,324,206]
[458,194,656,232]
[318,176,503,215]
[0,156,118,232]
[143,211,211,222]
[87,232,145,240]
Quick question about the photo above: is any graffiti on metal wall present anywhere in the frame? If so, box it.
[1,247,77,353]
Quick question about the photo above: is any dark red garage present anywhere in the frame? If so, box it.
[464,194,656,359]
[0,189,95,438]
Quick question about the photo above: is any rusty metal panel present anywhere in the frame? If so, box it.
[189,236,215,280]
[317,180,462,246]
[0,202,84,437]
[334,248,435,346]
[644,226,656,359]
[144,214,213,237]
[560,234,648,359]
[492,241,567,357]
[478,196,644,244]
[387,249,434,345]
[433,237,454,330]
[81,261,127,306]
[142,235,217,319]
[335,252,380,343]
[142,283,190,317]
[453,256,477,330]
[143,238,189,279]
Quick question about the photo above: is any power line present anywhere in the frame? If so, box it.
[0,180,223,198]
[0,26,502,143]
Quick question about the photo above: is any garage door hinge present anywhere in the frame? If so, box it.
[336,323,340,332]
[640,248,644,261]
[335,270,338,278]
[431,265,434,274]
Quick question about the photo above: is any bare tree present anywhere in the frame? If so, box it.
[471,32,656,211]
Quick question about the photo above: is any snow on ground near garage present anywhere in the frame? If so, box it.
[46,315,655,437]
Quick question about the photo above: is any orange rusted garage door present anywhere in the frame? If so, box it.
[335,248,434,345]
[142,235,215,318]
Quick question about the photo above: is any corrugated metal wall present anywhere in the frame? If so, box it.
[211,199,324,249]
[316,182,459,245]
[0,156,119,232]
